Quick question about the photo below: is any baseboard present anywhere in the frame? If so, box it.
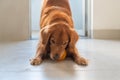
[93,29,120,40]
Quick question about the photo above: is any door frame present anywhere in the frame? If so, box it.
[85,0,93,38]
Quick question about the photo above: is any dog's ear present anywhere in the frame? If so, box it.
[40,26,52,46]
[40,25,56,46]
[68,29,79,48]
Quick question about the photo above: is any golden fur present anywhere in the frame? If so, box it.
[30,0,88,65]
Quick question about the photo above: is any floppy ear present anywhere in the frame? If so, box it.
[40,24,56,46]
[40,26,52,46]
[68,29,79,48]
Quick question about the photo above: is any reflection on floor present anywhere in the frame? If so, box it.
[0,39,120,80]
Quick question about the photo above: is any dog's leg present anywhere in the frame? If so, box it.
[30,42,46,65]
[67,47,88,66]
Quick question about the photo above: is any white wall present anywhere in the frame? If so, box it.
[93,0,120,30]
[0,0,30,41]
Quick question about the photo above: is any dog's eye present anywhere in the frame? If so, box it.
[51,40,55,44]
[63,41,67,45]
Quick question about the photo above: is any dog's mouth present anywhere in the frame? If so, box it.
[50,50,66,61]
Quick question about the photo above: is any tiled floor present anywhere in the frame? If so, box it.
[0,39,120,80]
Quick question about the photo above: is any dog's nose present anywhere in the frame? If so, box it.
[54,54,59,60]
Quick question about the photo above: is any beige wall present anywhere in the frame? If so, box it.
[93,0,120,39]
[0,0,30,41]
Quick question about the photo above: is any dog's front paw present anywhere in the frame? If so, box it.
[75,57,88,66]
[30,58,42,65]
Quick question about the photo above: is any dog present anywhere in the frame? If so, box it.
[30,0,88,65]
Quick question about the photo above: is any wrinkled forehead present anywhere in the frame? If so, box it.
[51,29,69,42]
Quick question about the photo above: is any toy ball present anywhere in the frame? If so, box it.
[57,50,67,61]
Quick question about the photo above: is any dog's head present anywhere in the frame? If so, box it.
[40,22,79,60]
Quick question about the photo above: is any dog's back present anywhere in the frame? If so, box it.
[40,0,73,28]
[41,0,71,14]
